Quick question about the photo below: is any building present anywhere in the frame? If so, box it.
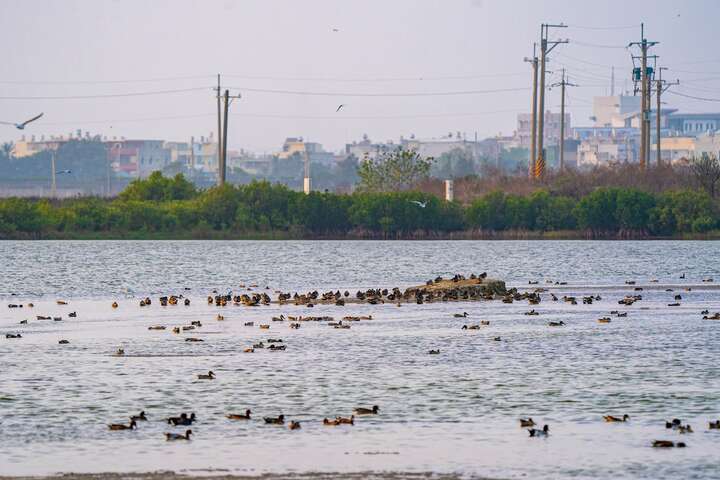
[667,113,720,136]
[106,139,169,178]
[345,134,398,161]
[650,136,696,164]
[276,137,336,166]
[577,136,636,167]
[516,111,571,149]
[591,95,641,127]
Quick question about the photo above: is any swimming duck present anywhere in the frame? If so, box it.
[288,420,302,430]
[227,409,252,420]
[112,302,118,309]
[668,302,681,307]
[524,310,539,316]
[244,321,254,327]
[148,325,166,330]
[216,314,224,321]
[57,300,68,305]
[272,315,285,322]
[548,321,565,327]
[678,425,693,434]
[709,420,719,429]
[492,336,502,342]
[353,405,379,415]
[652,440,684,448]
[130,411,147,422]
[184,299,190,306]
[185,338,203,342]
[168,413,196,426]
[290,323,301,329]
[269,344,286,351]
[172,327,181,334]
[461,325,480,330]
[197,371,215,380]
[165,429,192,441]
[665,418,682,429]
[598,317,612,324]
[520,418,535,427]
[453,312,468,318]
[428,349,440,355]
[191,321,202,327]
[19,319,27,324]
[323,418,341,426]
[115,348,125,355]
[337,415,354,425]
[58,339,70,344]
[259,324,270,329]
[528,424,549,437]
[108,419,136,431]
[603,414,629,422]
[243,347,254,353]
[68,312,77,318]
[264,414,285,425]
[6,333,22,339]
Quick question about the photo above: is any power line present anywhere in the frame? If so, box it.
[223,72,527,82]
[555,52,624,70]
[231,108,527,120]
[225,86,530,97]
[667,90,720,102]
[0,86,210,100]
[571,40,628,49]
[37,113,214,125]
[0,75,214,85]
[567,24,640,31]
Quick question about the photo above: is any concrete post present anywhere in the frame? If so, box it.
[444,179,454,202]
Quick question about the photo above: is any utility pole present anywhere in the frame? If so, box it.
[655,67,679,166]
[550,69,577,172]
[629,24,658,170]
[524,44,539,179]
[536,23,568,179]
[216,74,223,182]
[219,89,242,186]
[51,149,57,198]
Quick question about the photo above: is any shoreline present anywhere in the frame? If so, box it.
[0,472,498,480]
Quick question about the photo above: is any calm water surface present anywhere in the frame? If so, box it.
[0,240,719,479]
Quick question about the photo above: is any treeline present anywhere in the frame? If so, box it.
[0,173,717,239]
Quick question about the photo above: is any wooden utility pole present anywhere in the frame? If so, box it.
[550,69,577,172]
[536,23,567,179]
[216,74,223,183]
[524,45,539,179]
[655,68,679,166]
[218,89,242,186]
[51,149,57,198]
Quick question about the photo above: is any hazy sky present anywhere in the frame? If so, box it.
[1,0,719,153]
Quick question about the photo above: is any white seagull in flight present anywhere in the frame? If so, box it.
[409,200,428,208]
[0,112,44,130]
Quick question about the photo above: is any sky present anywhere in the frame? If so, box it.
[1,0,719,154]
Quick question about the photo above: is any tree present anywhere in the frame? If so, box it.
[1,142,14,160]
[357,148,433,193]
[119,172,197,202]
[431,148,476,179]
[690,153,720,198]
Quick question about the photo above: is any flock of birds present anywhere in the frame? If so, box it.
[4,272,719,449]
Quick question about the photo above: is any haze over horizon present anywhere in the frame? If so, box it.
[1,0,718,153]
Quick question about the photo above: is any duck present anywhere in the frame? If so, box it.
[68,312,77,318]
[598,317,612,324]
[323,417,341,426]
[58,339,70,344]
[244,321,254,327]
[216,314,224,321]
[461,325,480,330]
[148,325,166,330]
[227,409,252,420]
[603,414,629,422]
[57,300,68,305]
[264,414,285,425]
[172,327,181,334]
[244,347,255,353]
[185,338,203,342]
[492,336,502,342]
[197,371,215,380]
[528,424,549,437]
[184,299,191,306]
[524,309,539,316]
[111,302,118,309]
[709,420,720,429]
[6,333,22,339]
[115,348,125,356]
[268,344,286,351]
[453,312,468,318]
[678,425,693,434]
[168,413,196,426]
[272,315,285,322]
[519,418,536,427]
[130,411,147,422]
[428,349,440,355]
[337,415,354,425]
[19,319,27,325]
[165,429,192,441]
[353,405,379,415]
[288,420,302,430]
[548,321,565,327]
[652,440,685,448]
[108,419,137,431]
[259,324,270,329]
[665,418,682,429]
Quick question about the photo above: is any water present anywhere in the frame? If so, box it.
[1,240,719,479]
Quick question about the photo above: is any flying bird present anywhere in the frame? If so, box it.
[336,104,345,112]
[332,28,340,32]
[0,113,44,130]
[409,200,428,208]
[57,169,72,174]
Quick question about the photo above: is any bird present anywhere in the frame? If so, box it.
[0,113,43,130]
[56,169,72,174]
[264,414,285,425]
[323,418,341,426]
[453,312,468,318]
[336,415,354,425]
[226,409,251,420]
[332,27,340,32]
[520,418,536,427]
[353,405,379,415]
[652,440,685,448]
[130,411,147,422]
[108,419,137,431]
[709,420,720,429]
[197,371,215,380]
[288,420,302,430]
[336,104,345,112]
[603,414,629,422]
[168,413,196,426]
[428,349,440,355]
[165,429,192,441]
[528,424,549,437]
[409,200,428,208]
